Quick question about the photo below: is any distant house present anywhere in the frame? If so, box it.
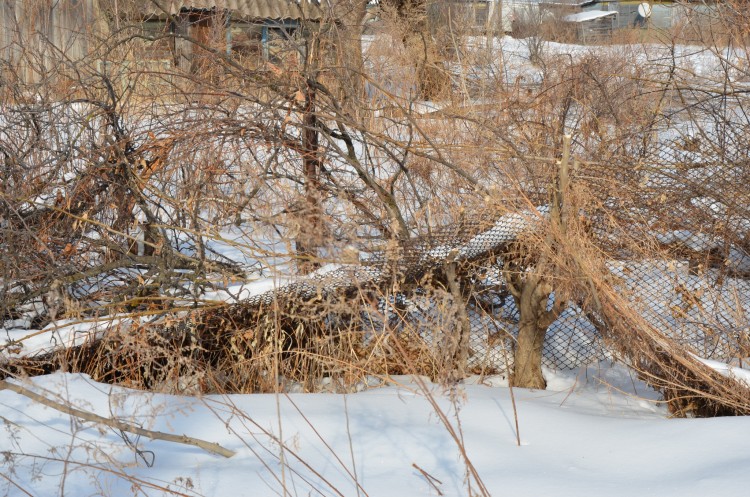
[128,0,325,71]
[562,9,617,43]
[427,1,501,36]
[0,0,328,84]
[540,0,598,19]
[500,0,595,33]
[598,1,677,30]
[501,0,713,39]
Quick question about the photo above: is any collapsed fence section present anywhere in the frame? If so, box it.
[4,196,749,407]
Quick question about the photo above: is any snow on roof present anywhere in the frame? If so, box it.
[563,10,617,23]
[508,0,595,5]
[541,0,596,6]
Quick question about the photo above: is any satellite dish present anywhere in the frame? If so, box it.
[638,2,652,18]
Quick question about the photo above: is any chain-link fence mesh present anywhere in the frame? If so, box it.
[226,127,750,376]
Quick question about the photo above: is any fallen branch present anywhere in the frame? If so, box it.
[0,380,236,458]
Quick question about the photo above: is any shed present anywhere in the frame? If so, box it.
[539,0,597,17]
[0,0,331,84]
[562,9,617,42]
[137,0,323,20]
[112,0,327,70]
[503,0,599,35]
[598,1,678,30]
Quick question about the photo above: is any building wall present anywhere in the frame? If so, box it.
[502,0,542,33]
[0,0,103,84]
[590,1,676,30]
[501,1,717,37]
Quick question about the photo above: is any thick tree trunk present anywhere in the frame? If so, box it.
[382,0,450,101]
[513,308,548,389]
[331,0,369,112]
[505,261,562,389]
[295,81,323,274]
[508,136,571,389]
[296,35,324,274]
[511,271,554,389]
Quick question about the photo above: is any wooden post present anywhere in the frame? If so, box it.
[261,24,269,60]
[225,10,232,54]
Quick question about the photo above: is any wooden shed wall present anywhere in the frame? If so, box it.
[1,0,104,83]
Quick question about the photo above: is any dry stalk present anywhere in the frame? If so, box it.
[0,379,235,457]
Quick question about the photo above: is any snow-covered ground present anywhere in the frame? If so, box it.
[2,363,750,497]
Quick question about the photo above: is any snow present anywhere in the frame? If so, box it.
[421,206,550,262]
[654,230,722,252]
[458,205,550,260]
[2,363,750,496]
[1,318,130,360]
[693,355,750,387]
[202,277,288,303]
[563,11,617,23]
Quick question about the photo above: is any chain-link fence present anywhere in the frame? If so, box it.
[228,127,750,376]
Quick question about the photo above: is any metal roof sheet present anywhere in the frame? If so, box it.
[563,10,617,23]
[539,0,596,6]
[121,0,325,21]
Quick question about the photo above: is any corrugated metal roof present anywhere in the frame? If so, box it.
[539,0,596,6]
[125,0,325,21]
[563,10,616,22]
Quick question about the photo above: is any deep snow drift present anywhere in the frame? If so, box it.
[2,363,750,497]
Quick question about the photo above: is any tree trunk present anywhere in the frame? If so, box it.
[405,31,450,101]
[508,135,571,389]
[296,35,324,274]
[330,0,369,113]
[444,261,471,382]
[514,320,546,389]
[382,0,450,101]
[510,271,555,389]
